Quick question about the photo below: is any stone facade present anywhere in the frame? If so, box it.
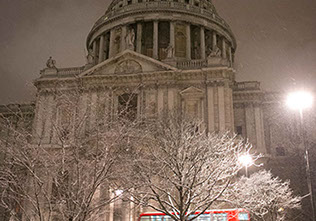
[1,0,316,220]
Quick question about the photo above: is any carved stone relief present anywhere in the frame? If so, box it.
[114,59,142,75]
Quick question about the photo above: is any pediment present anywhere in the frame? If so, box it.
[80,50,177,77]
[180,86,204,98]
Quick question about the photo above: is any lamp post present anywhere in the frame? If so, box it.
[286,90,315,220]
[238,153,253,177]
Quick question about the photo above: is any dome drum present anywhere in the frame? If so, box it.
[87,20,235,69]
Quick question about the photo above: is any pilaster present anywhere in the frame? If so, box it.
[218,86,225,132]
[157,87,164,113]
[254,105,266,153]
[207,86,215,132]
[168,87,175,110]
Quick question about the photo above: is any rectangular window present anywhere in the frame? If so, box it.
[212,213,227,221]
[238,213,249,221]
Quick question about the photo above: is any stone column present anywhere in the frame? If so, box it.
[200,26,205,59]
[186,24,191,59]
[222,38,226,59]
[136,23,142,53]
[92,40,97,64]
[121,25,127,52]
[104,34,110,60]
[212,31,217,49]
[228,46,233,66]
[153,21,159,59]
[98,35,105,63]
[170,21,175,50]
[109,29,115,58]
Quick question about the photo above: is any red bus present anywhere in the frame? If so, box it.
[139,209,250,221]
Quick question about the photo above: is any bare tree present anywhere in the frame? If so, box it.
[0,89,140,221]
[224,170,301,221]
[122,113,251,221]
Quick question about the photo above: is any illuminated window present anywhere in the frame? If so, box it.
[238,213,249,221]
[212,213,227,221]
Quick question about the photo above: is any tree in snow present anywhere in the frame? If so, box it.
[122,113,251,221]
[0,89,141,221]
[225,170,301,221]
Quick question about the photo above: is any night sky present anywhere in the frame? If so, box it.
[0,0,315,104]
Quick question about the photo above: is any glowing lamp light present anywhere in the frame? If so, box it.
[115,189,123,196]
[238,154,253,167]
[286,91,313,111]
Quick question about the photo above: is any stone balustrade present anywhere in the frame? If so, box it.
[176,59,207,69]
[57,67,85,76]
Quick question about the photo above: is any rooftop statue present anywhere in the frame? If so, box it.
[46,56,56,68]
[208,45,221,58]
[87,49,94,64]
[126,28,135,50]
[165,44,174,59]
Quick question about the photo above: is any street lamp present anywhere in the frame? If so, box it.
[238,153,253,177]
[286,90,314,219]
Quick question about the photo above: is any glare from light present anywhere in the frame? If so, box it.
[238,154,253,167]
[286,91,313,111]
[115,189,123,196]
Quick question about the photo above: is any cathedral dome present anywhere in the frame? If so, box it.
[86,0,236,69]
